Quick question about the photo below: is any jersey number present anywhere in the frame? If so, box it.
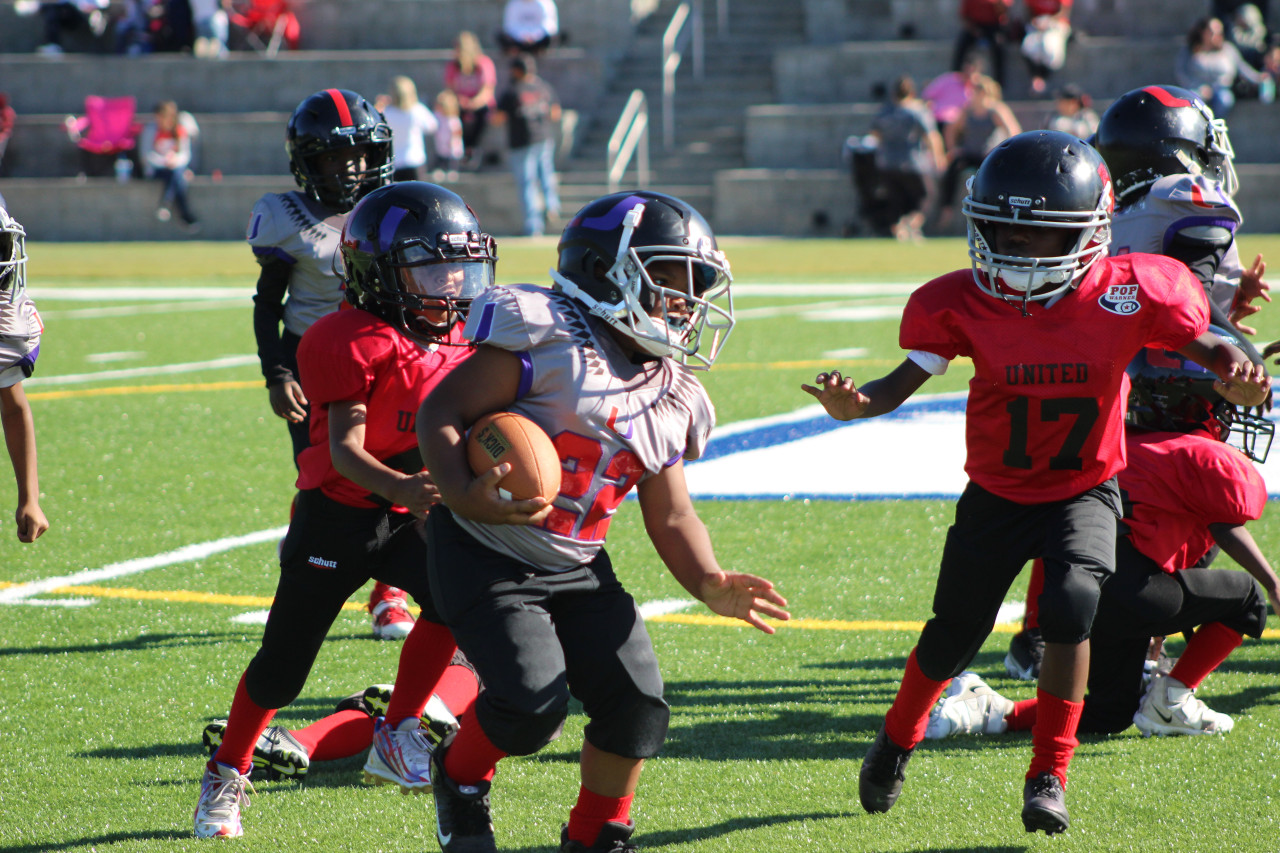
[1003,396,1099,471]
[542,431,644,541]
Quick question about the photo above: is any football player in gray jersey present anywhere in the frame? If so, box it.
[416,191,790,853]
[247,89,415,640]
[0,205,47,544]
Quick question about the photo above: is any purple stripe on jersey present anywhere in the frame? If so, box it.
[471,300,497,342]
[1160,216,1239,255]
[17,344,38,377]
[663,448,684,468]
[572,195,646,231]
[378,206,410,252]
[515,351,533,400]
[247,214,262,241]
[252,245,297,265]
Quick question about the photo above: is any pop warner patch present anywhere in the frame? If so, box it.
[1098,283,1141,316]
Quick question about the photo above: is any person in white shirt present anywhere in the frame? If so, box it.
[377,76,439,183]
[498,0,560,56]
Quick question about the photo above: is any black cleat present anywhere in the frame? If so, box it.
[201,721,310,782]
[859,726,914,813]
[559,820,638,852]
[1022,771,1070,835]
[430,744,497,852]
[1005,627,1045,681]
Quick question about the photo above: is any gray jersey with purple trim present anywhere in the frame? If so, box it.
[0,290,41,388]
[246,190,345,336]
[1109,173,1243,317]
[458,282,715,571]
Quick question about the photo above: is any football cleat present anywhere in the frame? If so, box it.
[1133,673,1234,736]
[363,712,448,793]
[193,762,254,838]
[559,820,638,852]
[925,672,1014,738]
[369,583,415,640]
[858,726,914,814]
[201,721,310,782]
[1021,771,1069,835]
[1004,627,1045,681]
[334,684,395,718]
[430,744,498,853]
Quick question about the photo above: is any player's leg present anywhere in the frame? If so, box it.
[369,580,415,640]
[555,548,666,851]
[862,483,1036,813]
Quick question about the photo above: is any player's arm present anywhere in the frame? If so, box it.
[800,357,932,421]
[416,344,551,525]
[1176,331,1270,407]
[251,258,308,422]
[636,459,790,634]
[328,400,439,517]
[1208,521,1280,615]
[0,382,48,543]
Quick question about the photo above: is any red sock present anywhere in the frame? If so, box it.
[434,663,481,719]
[1006,698,1038,732]
[1027,689,1083,786]
[1169,622,1243,689]
[211,673,276,776]
[883,648,949,749]
[384,619,456,726]
[1024,559,1044,631]
[291,709,374,761]
[566,788,634,846]
[443,706,507,785]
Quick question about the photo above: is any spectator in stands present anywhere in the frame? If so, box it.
[1019,0,1072,95]
[376,76,438,183]
[432,90,466,180]
[0,95,14,178]
[869,75,946,242]
[1043,83,1098,139]
[1228,3,1271,69]
[952,0,1013,88]
[445,31,499,170]
[493,54,561,236]
[139,100,199,232]
[35,0,108,54]
[497,0,560,56]
[923,52,987,141]
[1177,15,1273,117]
[937,75,1020,230]
[192,0,231,58]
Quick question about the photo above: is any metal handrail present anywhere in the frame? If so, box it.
[607,89,650,192]
[662,1,706,151]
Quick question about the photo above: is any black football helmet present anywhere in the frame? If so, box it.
[286,88,393,213]
[964,130,1113,310]
[551,191,733,369]
[1127,325,1273,462]
[1093,85,1236,206]
[0,205,26,299]
[339,182,497,346]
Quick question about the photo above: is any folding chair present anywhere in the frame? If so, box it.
[64,95,143,177]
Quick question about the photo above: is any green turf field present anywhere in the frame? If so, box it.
[2,237,1279,852]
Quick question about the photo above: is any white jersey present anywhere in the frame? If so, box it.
[459,283,716,571]
[0,290,41,389]
[245,190,345,336]
[1109,173,1244,317]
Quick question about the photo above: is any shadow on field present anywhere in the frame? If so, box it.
[0,830,188,851]
[0,630,256,657]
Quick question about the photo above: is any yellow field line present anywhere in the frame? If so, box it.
[3,581,1275,637]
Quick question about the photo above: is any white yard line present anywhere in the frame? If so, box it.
[24,355,259,387]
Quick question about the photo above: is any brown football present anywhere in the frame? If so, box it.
[466,411,562,501]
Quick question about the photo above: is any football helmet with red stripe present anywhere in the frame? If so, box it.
[286,88,393,213]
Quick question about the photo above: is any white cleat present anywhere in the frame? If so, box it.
[1133,673,1234,736]
[925,672,1014,739]
[193,762,254,838]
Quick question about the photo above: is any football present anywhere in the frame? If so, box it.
[466,411,562,501]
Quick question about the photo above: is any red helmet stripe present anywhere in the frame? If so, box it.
[1143,85,1194,108]
[326,88,354,128]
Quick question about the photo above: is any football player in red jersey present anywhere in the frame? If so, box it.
[926,332,1278,739]
[416,191,790,853]
[249,88,416,640]
[802,130,1269,835]
[194,182,496,839]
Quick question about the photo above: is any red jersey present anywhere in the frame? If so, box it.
[1121,430,1265,572]
[900,254,1208,503]
[1024,0,1069,17]
[295,308,472,508]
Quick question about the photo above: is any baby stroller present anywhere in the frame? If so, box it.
[842,134,895,237]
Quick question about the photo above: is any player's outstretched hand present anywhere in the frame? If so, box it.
[1234,254,1272,336]
[700,571,790,634]
[387,470,442,518]
[800,370,870,421]
[455,462,553,526]
[1214,360,1271,408]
